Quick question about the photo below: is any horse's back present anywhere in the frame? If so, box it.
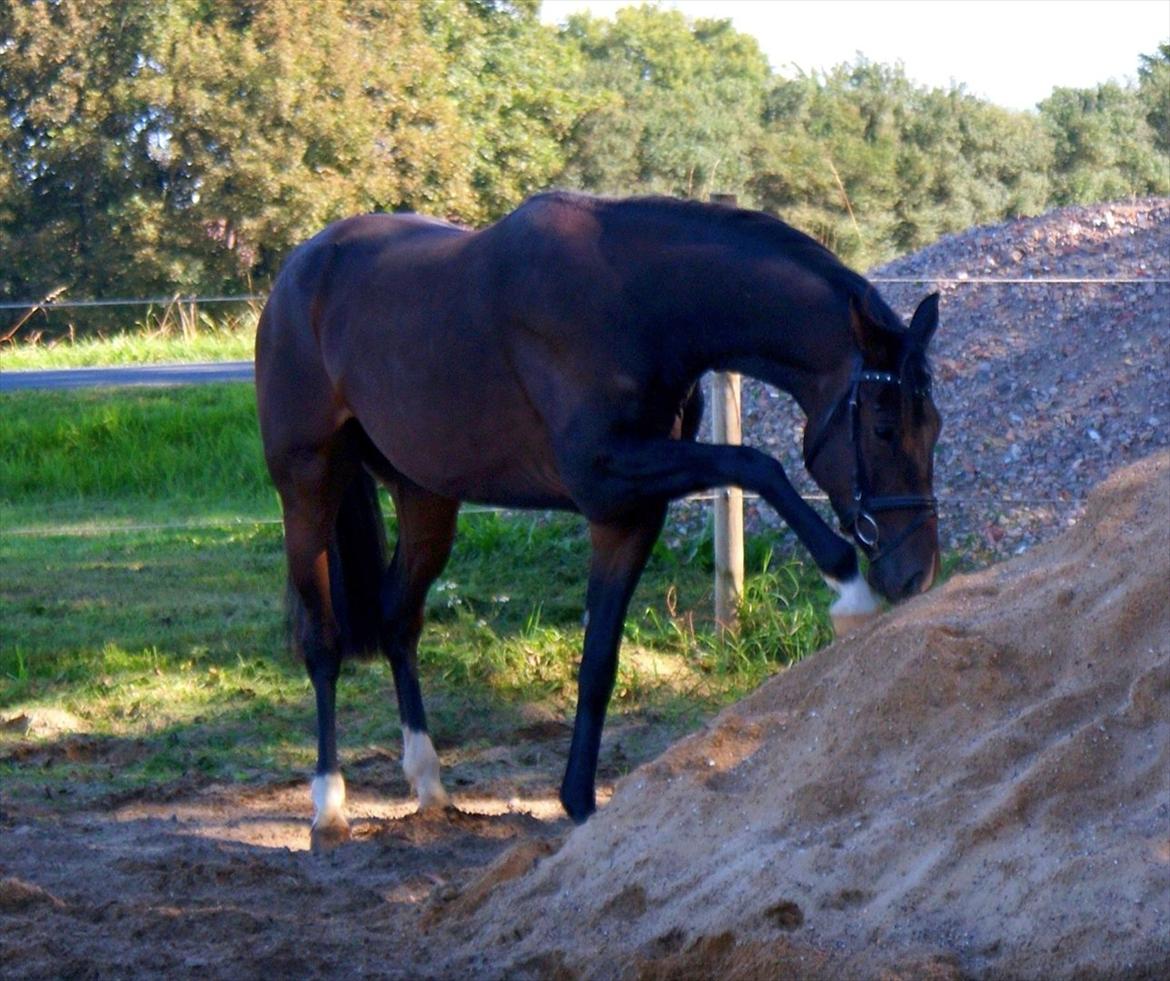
[256,197,705,510]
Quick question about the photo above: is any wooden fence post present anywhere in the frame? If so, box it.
[709,192,744,635]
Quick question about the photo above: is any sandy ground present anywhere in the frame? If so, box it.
[2,452,1167,979]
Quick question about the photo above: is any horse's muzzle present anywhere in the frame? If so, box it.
[873,549,939,603]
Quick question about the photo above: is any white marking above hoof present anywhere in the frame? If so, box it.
[826,574,881,636]
[403,727,448,810]
[310,772,349,840]
[825,573,880,618]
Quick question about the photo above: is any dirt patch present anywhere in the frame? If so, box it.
[0,780,570,980]
[2,455,1167,979]
[0,708,86,740]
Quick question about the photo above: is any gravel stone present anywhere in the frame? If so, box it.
[674,198,1170,566]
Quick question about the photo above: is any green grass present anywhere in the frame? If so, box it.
[0,384,274,529]
[1,385,836,806]
[1,309,257,370]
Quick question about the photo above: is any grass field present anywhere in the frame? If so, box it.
[1,383,836,805]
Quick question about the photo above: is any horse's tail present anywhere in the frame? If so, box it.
[286,466,387,660]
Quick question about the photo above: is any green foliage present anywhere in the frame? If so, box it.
[1040,79,1170,204]
[2,1,1166,325]
[1,1,163,300]
[426,0,588,221]
[0,0,577,306]
[1138,42,1170,155]
[748,60,1056,267]
[558,5,770,198]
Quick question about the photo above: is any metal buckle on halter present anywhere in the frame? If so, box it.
[853,511,879,549]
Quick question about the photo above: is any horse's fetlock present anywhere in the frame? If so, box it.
[403,728,447,809]
[310,772,348,845]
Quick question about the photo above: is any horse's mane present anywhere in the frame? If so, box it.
[529,192,927,383]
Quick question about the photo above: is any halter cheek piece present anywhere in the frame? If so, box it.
[803,360,938,566]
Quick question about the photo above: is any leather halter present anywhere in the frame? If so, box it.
[803,360,937,565]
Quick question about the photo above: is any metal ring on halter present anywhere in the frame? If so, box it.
[854,511,880,549]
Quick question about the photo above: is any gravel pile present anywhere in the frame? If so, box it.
[703,198,1170,562]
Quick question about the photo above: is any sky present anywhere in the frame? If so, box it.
[539,0,1170,111]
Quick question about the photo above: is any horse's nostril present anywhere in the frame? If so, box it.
[903,571,925,597]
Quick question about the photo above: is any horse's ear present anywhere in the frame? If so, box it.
[849,295,901,367]
[908,292,939,350]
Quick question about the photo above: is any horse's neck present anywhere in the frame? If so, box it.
[658,241,856,414]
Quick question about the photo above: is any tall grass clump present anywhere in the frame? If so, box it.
[1,302,259,370]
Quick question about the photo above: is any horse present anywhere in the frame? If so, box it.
[254,191,942,851]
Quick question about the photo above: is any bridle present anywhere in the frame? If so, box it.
[803,359,937,566]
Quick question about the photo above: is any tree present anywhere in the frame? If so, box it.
[1041,80,1169,204]
[1137,41,1170,156]
[147,0,479,288]
[422,0,587,223]
[1,1,163,301]
[3,3,1165,317]
[1,0,594,308]
[556,6,770,200]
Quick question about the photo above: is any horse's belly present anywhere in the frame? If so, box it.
[344,375,573,509]
[320,288,573,508]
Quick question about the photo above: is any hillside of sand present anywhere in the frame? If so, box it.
[430,451,1170,980]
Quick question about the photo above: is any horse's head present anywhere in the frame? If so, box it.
[804,292,942,604]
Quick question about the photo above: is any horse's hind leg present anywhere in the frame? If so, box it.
[380,481,459,809]
[561,504,667,822]
[272,441,357,852]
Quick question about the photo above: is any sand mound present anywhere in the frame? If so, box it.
[438,451,1170,980]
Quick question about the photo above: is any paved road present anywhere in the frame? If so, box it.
[1,361,254,392]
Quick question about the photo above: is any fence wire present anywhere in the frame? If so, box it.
[2,275,1167,313]
[1,273,1151,538]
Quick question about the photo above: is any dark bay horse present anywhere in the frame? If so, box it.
[255,191,941,849]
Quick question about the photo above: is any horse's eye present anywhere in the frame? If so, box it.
[873,423,896,442]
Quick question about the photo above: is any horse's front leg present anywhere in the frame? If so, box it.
[561,506,667,823]
[581,438,877,634]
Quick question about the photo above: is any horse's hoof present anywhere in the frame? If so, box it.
[416,784,450,812]
[831,609,879,637]
[559,787,596,825]
[310,818,350,855]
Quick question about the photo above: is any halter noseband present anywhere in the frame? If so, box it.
[803,360,937,565]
